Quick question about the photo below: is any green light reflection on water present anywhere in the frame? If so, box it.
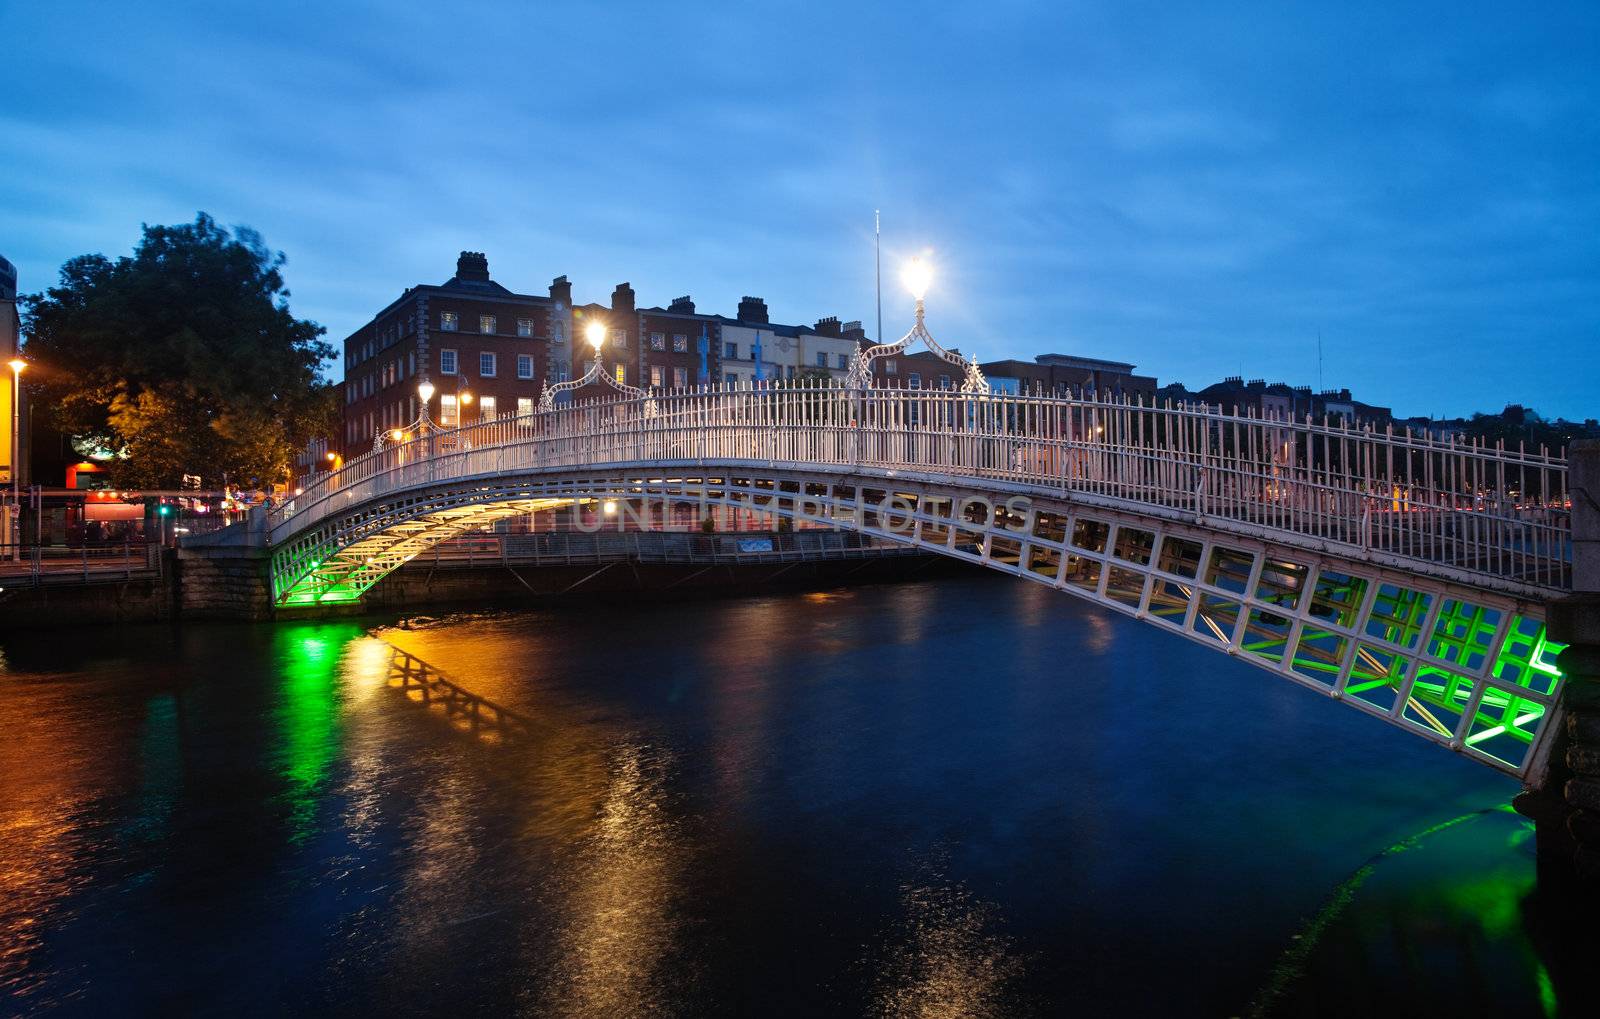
[273,624,363,842]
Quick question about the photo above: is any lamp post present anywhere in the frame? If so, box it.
[537,320,656,414]
[845,256,987,393]
[7,358,23,557]
[417,378,435,428]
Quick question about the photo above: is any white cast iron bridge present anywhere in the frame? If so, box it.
[260,382,1571,779]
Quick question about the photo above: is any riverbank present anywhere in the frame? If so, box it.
[0,540,971,630]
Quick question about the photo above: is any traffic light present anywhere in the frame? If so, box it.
[157,503,172,517]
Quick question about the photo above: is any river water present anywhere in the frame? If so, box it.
[0,575,1571,1016]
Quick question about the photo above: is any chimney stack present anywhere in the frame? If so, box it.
[737,296,768,324]
[841,320,868,344]
[668,295,696,315]
[549,274,572,306]
[814,316,842,337]
[611,282,635,315]
[455,251,490,282]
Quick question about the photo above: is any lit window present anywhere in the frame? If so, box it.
[479,352,496,377]
[440,393,459,426]
[649,332,666,351]
[440,349,458,374]
[673,367,688,388]
[724,342,738,359]
[672,334,688,352]
[649,365,664,388]
[480,315,496,334]
[517,318,534,337]
[816,352,828,368]
[479,395,497,419]
[614,363,626,384]
[517,354,534,379]
[441,311,458,331]
[517,397,533,417]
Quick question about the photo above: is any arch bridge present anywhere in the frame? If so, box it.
[259,384,1572,779]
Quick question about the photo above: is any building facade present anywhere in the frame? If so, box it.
[340,253,571,453]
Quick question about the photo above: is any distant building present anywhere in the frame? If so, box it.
[1180,376,1391,425]
[979,354,1156,400]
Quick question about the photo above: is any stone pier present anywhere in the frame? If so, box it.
[1518,440,1600,893]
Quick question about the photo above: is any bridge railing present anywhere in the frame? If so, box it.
[273,383,1570,593]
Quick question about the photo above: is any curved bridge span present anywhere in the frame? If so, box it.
[264,386,1572,777]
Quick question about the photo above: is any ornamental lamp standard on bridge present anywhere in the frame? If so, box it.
[845,255,988,393]
[537,319,657,414]
[7,358,23,559]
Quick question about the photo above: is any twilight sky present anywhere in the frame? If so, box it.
[2,1,1595,419]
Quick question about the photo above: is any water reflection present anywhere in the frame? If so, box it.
[0,578,1581,1014]
[870,856,1027,1019]
[537,742,691,1017]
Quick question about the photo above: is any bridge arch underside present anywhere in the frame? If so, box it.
[272,462,1565,777]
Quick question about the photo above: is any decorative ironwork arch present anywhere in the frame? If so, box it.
[538,352,659,416]
[846,296,988,393]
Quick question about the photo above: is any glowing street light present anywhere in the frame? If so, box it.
[8,358,24,558]
[537,318,655,414]
[845,255,987,393]
[901,257,932,302]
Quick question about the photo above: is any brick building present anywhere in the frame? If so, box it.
[340,252,572,452]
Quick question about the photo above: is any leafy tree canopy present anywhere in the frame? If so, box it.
[22,213,337,488]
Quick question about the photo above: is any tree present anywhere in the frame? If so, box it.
[22,213,336,488]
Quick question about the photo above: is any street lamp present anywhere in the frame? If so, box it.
[845,256,987,392]
[538,318,656,413]
[8,358,24,557]
[417,378,435,428]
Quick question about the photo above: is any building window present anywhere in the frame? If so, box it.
[479,395,497,419]
[440,393,459,426]
[672,334,688,352]
[938,375,952,390]
[837,353,850,370]
[816,352,828,368]
[614,363,626,384]
[649,332,666,351]
[611,329,627,348]
[908,372,922,388]
[441,311,458,331]
[552,321,564,342]
[517,318,534,337]
[725,372,738,386]
[673,367,688,388]
[885,358,898,375]
[516,354,534,379]
[479,352,496,377]
[556,368,570,383]
[440,349,458,374]
[517,397,534,417]
[649,365,664,388]
[479,315,496,334]
[724,342,738,359]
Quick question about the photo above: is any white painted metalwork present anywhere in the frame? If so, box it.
[845,293,988,392]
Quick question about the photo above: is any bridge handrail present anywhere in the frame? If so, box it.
[272,383,1571,593]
